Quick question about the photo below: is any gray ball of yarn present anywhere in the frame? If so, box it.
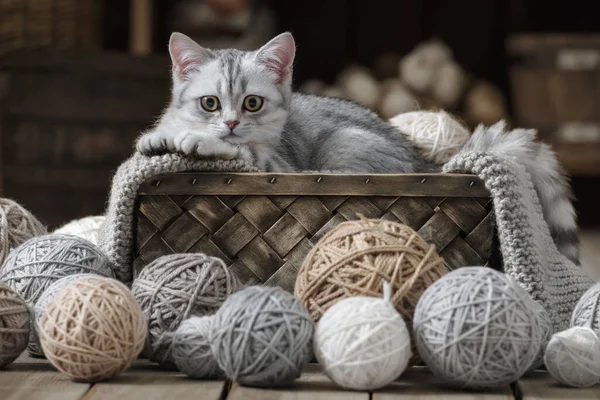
[29,273,99,357]
[571,283,600,335]
[0,198,47,265]
[171,315,223,379]
[413,267,545,389]
[0,234,114,305]
[132,253,241,368]
[211,285,314,387]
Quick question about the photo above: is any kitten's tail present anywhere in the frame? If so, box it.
[452,121,580,264]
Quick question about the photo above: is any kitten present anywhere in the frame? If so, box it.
[136,32,431,173]
[136,32,580,264]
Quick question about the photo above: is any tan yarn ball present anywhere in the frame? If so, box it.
[295,218,447,327]
[38,276,146,382]
[0,198,46,265]
[0,283,30,367]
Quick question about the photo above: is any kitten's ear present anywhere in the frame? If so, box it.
[256,32,296,84]
[169,32,213,81]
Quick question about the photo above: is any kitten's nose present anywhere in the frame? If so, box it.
[224,120,240,130]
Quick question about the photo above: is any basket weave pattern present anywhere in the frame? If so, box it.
[134,174,495,292]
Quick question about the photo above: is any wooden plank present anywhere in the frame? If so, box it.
[139,173,491,197]
[226,364,367,400]
[516,370,599,399]
[373,367,514,400]
[130,0,154,56]
[85,359,226,400]
[1,354,90,400]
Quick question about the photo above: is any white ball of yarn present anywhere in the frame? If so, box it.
[337,66,380,109]
[54,216,105,246]
[378,81,418,119]
[413,267,545,389]
[314,283,411,390]
[389,110,470,164]
[544,327,600,387]
[432,61,468,107]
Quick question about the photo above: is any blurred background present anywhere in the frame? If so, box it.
[1,0,599,245]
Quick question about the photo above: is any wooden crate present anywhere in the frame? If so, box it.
[0,51,170,228]
[133,173,498,292]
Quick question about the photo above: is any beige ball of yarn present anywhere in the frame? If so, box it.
[38,276,146,382]
[0,283,30,367]
[389,110,471,164]
[544,327,600,387]
[432,61,468,107]
[464,81,507,125]
[0,198,46,265]
[295,218,446,333]
[321,85,345,99]
[54,215,105,245]
[298,79,325,95]
[378,81,418,119]
[132,253,241,368]
[337,66,381,109]
[29,273,99,357]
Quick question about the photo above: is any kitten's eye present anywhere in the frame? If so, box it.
[200,96,220,112]
[243,95,263,112]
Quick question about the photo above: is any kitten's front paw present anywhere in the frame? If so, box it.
[136,132,174,156]
[174,130,239,160]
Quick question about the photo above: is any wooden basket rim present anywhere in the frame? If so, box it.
[138,172,490,197]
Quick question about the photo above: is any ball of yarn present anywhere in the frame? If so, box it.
[171,315,222,379]
[464,81,507,125]
[378,80,418,119]
[298,79,325,95]
[38,276,146,382]
[337,66,381,109]
[0,198,46,265]
[211,285,314,387]
[432,61,468,107]
[389,110,471,164]
[314,283,411,390]
[0,234,114,305]
[321,85,345,99]
[0,283,30,367]
[413,267,545,388]
[295,218,446,325]
[29,273,99,357]
[132,253,241,368]
[544,327,600,387]
[399,39,453,93]
[571,282,600,335]
[54,215,105,245]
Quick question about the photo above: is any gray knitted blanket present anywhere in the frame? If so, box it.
[98,153,258,284]
[443,152,594,332]
[99,151,593,332]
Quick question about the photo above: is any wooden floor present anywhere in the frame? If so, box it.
[4,231,600,400]
[3,354,600,400]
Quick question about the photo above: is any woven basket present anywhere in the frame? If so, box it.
[133,173,498,292]
[0,0,101,55]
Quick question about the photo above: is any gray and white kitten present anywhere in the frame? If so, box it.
[136,32,430,173]
[137,32,580,264]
